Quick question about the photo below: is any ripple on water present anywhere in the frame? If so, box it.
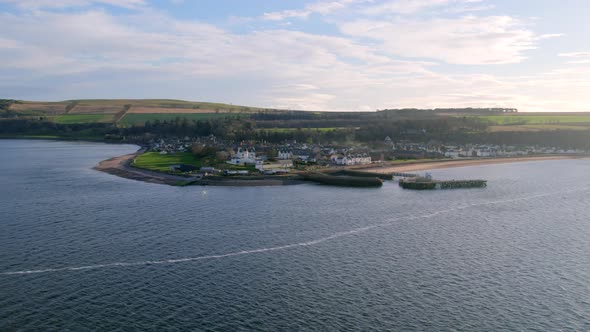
[1,140,590,331]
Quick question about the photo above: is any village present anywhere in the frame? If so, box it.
[138,134,590,177]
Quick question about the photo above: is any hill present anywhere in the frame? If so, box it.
[4,99,275,126]
[3,99,590,133]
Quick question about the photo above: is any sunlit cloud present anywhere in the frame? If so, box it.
[0,0,588,112]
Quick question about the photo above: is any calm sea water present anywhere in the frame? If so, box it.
[1,139,590,331]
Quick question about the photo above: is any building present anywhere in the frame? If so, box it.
[331,154,371,166]
[228,147,256,165]
[278,149,293,160]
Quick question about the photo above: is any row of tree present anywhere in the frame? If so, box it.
[3,114,590,150]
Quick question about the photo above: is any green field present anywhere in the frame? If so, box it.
[119,113,243,126]
[55,114,114,124]
[132,152,203,172]
[477,115,590,125]
[132,151,256,172]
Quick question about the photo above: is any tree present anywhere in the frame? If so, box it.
[266,149,277,161]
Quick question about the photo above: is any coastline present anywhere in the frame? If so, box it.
[360,155,585,174]
[94,150,586,187]
[93,151,192,186]
[93,151,305,186]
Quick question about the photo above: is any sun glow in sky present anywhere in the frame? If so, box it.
[1,0,589,112]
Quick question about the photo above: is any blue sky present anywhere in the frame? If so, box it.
[1,0,589,111]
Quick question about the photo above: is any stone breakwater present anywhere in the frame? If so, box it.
[399,178,487,190]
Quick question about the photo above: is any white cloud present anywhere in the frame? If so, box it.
[361,0,484,15]
[340,15,538,64]
[0,2,587,112]
[558,52,590,65]
[559,52,590,58]
[262,0,369,21]
[0,0,146,10]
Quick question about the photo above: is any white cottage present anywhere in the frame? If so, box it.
[228,147,257,165]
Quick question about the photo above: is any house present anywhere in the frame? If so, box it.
[227,147,256,165]
[278,149,293,160]
[200,167,219,175]
[444,150,460,159]
[330,154,371,166]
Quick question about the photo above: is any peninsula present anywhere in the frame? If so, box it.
[3,98,590,187]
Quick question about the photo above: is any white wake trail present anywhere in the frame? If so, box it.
[2,187,589,276]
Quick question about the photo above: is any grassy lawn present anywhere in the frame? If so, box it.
[119,113,243,126]
[55,114,114,124]
[132,152,203,172]
[132,152,258,173]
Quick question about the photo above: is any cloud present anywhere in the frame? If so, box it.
[361,0,484,15]
[559,52,590,58]
[0,8,435,106]
[0,0,146,10]
[262,0,369,21]
[340,15,538,64]
[0,1,586,112]
[558,52,590,65]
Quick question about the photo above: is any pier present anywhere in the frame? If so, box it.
[399,177,487,190]
[302,173,383,187]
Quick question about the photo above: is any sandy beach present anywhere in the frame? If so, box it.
[362,155,584,174]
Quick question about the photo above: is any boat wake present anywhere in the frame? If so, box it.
[2,187,589,276]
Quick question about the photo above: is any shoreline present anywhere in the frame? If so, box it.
[359,155,586,174]
[94,151,587,187]
[93,151,192,186]
[93,152,305,186]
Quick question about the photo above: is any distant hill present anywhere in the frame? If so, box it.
[5,99,279,126]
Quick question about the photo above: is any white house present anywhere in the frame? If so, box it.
[278,149,293,160]
[444,150,460,159]
[228,147,256,165]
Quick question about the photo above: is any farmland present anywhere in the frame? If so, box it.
[55,114,115,124]
[5,99,268,125]
[477,114,590,125]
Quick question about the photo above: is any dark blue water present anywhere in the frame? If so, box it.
[1,140,590,331]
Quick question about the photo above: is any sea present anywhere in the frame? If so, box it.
[1,139,589,331]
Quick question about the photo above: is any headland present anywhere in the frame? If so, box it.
[94,150,583,187]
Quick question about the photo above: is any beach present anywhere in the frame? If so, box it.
[361,155,584,174]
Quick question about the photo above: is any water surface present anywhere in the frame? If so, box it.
[1,140,589,331]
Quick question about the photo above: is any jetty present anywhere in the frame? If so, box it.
[399,175,487,190]
[302,173,383,187]
[326,169,393,180]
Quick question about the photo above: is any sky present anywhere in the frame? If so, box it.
[0,0,589,112]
